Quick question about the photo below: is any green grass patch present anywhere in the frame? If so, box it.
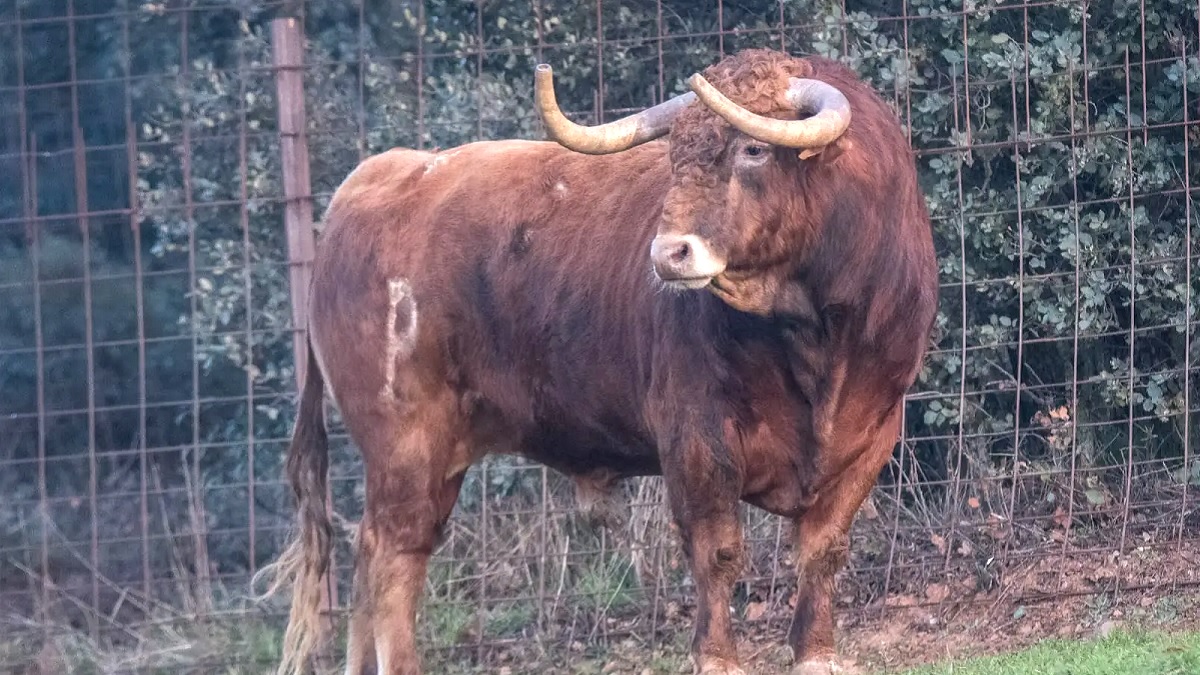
[574,553,640,613]
[0,612,288,674]
[896,629,1200,675]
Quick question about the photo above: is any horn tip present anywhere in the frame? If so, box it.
[686,73,714,95]
[535,64,554,93]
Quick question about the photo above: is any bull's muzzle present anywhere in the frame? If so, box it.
[650,234,727,289]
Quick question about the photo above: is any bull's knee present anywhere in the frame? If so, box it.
[796,530,849,580]
[712,542,747,580]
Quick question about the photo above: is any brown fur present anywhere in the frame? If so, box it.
[265,49,937,675]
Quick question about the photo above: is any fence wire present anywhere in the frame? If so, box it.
[1,0,1198,672]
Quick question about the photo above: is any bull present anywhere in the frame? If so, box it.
[261,48,938,675]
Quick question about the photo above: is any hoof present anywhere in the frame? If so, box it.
[792,659,857,675]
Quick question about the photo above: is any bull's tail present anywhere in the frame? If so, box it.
[252,340,332,675]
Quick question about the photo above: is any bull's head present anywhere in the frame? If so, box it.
[535,50,852,312]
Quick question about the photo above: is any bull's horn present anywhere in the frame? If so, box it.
[687,73,851,149]
[535,64,696,155]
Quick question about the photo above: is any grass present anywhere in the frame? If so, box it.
[0,611,287,674]
[7,606,1200,674]
[896,629,1200,675]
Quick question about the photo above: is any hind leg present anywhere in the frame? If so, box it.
[345,401,472,675]
[342,540,377,675]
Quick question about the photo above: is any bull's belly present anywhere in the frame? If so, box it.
[513,419,663,479]
[510,419,819,518]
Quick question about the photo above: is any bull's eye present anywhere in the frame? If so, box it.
[743,144,767,158]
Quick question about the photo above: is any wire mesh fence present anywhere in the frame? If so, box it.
[1,0,1198,672]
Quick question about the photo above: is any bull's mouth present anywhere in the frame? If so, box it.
[659,275,715,290]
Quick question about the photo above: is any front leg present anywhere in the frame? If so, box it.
[788,411,900,675]
[661,431,747,675]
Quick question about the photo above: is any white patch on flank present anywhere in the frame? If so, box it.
[553,180,568,197]
[380,278,419,400]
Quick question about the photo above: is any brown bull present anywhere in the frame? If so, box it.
[260,48,937,675]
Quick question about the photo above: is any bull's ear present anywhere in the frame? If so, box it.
[798,146,825,160]
[798,137,851,163]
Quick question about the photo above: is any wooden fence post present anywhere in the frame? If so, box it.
[271,14,338,665]
[271,15,316,392]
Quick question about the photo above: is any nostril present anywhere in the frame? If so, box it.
[670,241,691,264]
[650,234,725,282]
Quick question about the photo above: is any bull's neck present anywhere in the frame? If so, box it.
[655,283,797,359]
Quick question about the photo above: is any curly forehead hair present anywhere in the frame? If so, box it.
[669,49,815,170]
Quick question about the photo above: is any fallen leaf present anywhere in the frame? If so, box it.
[1052,506,1071,529]
[745,601,767,621]
[860,496,879,520]
[925,583,950,603]
[884,594,919,608]
[930,533,947,554]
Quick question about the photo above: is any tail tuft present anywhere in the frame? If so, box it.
[252,344,332,675]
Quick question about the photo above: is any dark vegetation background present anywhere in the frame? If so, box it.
[0,0,1198,671]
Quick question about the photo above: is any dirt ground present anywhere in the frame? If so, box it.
[469,539,1200,674]
[832,541,1200,673]
[775,542,1197,674]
